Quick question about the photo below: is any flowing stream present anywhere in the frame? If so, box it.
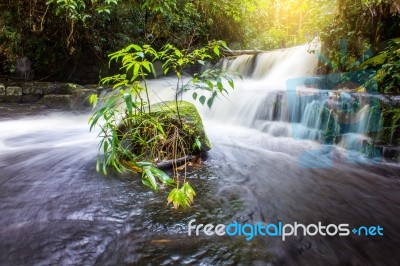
[1,45,400,265]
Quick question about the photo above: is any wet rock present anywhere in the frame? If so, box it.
[70,88,97,110]
[390,96,400,107]
[22,94,42,103]
[363,140,400,161]
[22,83,43,95]
[64,83,85,94]
[39,94,74,109]
[376,94,391,105]
[5,86,22,102]
[41,83,70,95]
[21,83,44,103]
[382,146,400,161]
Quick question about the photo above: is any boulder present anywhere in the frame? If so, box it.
[116,101,210,169]
[41,82,70,95]
[39,94,74,109]
[22,82,43,95]
[5,86,22,102]
[22,94,42,103]
[70,88,98,110]
[153,101,211,152]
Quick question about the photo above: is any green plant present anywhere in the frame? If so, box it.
[159,41,237,119]
[89,43,173,191]
[102,43,158,113]
[381,107,400,145]
[89,90,177,187]
[89,42,236,209]
[375,39,400,94]
[46,0,119,52]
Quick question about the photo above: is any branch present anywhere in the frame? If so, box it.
[220,48,264,57]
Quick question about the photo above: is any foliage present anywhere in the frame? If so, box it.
[167,182,196,209]
[89,42,236,209]
[320,107,340,144]
[318,0,400,74]
[0,0,120,77]
[240,0,335,50]
[0,0,343,79]
[158,40,236,122]
[46,0,119,52]
[374,39,400,94]
[0,0,248,79]
[381,106,400,145]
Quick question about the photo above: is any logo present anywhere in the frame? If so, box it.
[188,219,384,241]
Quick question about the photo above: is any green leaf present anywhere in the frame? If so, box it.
[127,44,142,52]
[181,182,196,203]
[228,80,235,89]
[142,61,151,72]
[213,46,220,56]
[167,188,190,209]
[150,63,157,78]
[175,49,182,57]
[133,63,140,76]
[207,97,214,108]
[192,137,202,150]
[217,82,224,92]
[96,159,100,172]
[89,93,98,108]
[150,167,175,185]
[199,95,206,105]
[137,161,153,167]
[192,92,198,100]
[142,167,158,191]
[103,140,109,154]
[206,80,213,90]
[123,92,133,117]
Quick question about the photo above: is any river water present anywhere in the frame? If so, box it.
[1,45,400,265]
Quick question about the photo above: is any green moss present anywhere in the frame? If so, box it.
[152,100,211,152]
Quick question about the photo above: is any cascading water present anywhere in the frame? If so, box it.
[1,44,399,265]
[226,44,318,81]
[205,44,379,154]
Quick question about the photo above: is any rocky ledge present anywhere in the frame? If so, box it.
[0,80,107,110]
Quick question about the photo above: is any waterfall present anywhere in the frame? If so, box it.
[224,44,318,82]
[200,44,381,153]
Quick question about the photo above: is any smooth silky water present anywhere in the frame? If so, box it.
[1,45,399,265]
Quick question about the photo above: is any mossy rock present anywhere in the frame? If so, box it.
[151,100,211,152]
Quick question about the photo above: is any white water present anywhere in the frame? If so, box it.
[0,114,97,153]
